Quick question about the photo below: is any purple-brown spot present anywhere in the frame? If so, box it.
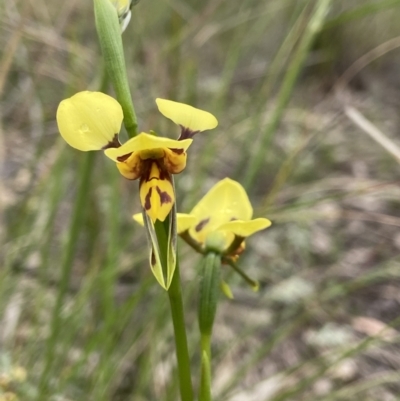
[117,153,133,162]
[170,148,184,155]
[144,188,152,210]
[156,186,172,205]
[102,134,121,150]
[151,250,156,266]
[178,125,200,140]
[195,218,210,232]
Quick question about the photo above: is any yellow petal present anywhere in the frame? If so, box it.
[104,132,192,161]
[56,91,123,151]
[188,178,253,244]
[116,152,143,180]
[217,218,272,237]
[133,213,144,225]
[156,98,218,132]
[175,214,198,233]
[134,212,197,233]
[163,148,188,174]
[139,163,174,223]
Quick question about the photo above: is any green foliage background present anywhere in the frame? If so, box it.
[2,0,400,400]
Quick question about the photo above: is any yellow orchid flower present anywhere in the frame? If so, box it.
[177,178,271,256]
[56,91,218,223]
[134,178,271,257]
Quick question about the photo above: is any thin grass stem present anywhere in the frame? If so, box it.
[37,151,96,399]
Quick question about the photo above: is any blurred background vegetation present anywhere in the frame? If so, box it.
[2,0,400,400]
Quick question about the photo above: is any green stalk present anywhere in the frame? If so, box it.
[94,0,138,137]
[37,152,96,399]
[198,252,221,401]
[155,220,194,401]
[168,259,195,401]
[199,348,212,401]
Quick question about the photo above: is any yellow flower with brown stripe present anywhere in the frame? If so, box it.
[175,178,271,257]
[56,91,218,223]
[105,133,192,222]
[133,178,272,258]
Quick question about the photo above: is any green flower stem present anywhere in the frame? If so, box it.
[200,333,212,401]
[201,333,211,360]
[199,348,212,401]
[168,260,195,401]
[94,0,138,138]
[198,252,221,401]
[155,220,194,401]
[222,258,259,291]
[179,231,259,290]
[37,151,96,399]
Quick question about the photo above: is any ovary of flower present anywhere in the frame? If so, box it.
[177,178,271,255]
[56,91,218,223]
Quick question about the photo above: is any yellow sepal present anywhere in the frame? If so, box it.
[218,218,272,237]
[104,132,192,161]
[188,178,253,244]
[175,213,198,233]
[134,212,197,234]
[56,91,123,151]
[139,163,174,223]
[156,98,218,132]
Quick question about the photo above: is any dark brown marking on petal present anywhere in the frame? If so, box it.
[178,125,200,140]
[195,218,210,232]
[117,153,133,162]
[102,133,121,150]
[230,217,238,221]
[155,164,172,182]
[156,186,172,205]
[140,160,153,181]
[151,250,156,266]
[144,188,152,210]
[169,148,184,155]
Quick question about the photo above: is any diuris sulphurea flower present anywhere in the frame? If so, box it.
[135,178,271,256]
[56,91,217,289]
[133,178,271,291]
[176,178,271,256]
[56,91,217,223]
